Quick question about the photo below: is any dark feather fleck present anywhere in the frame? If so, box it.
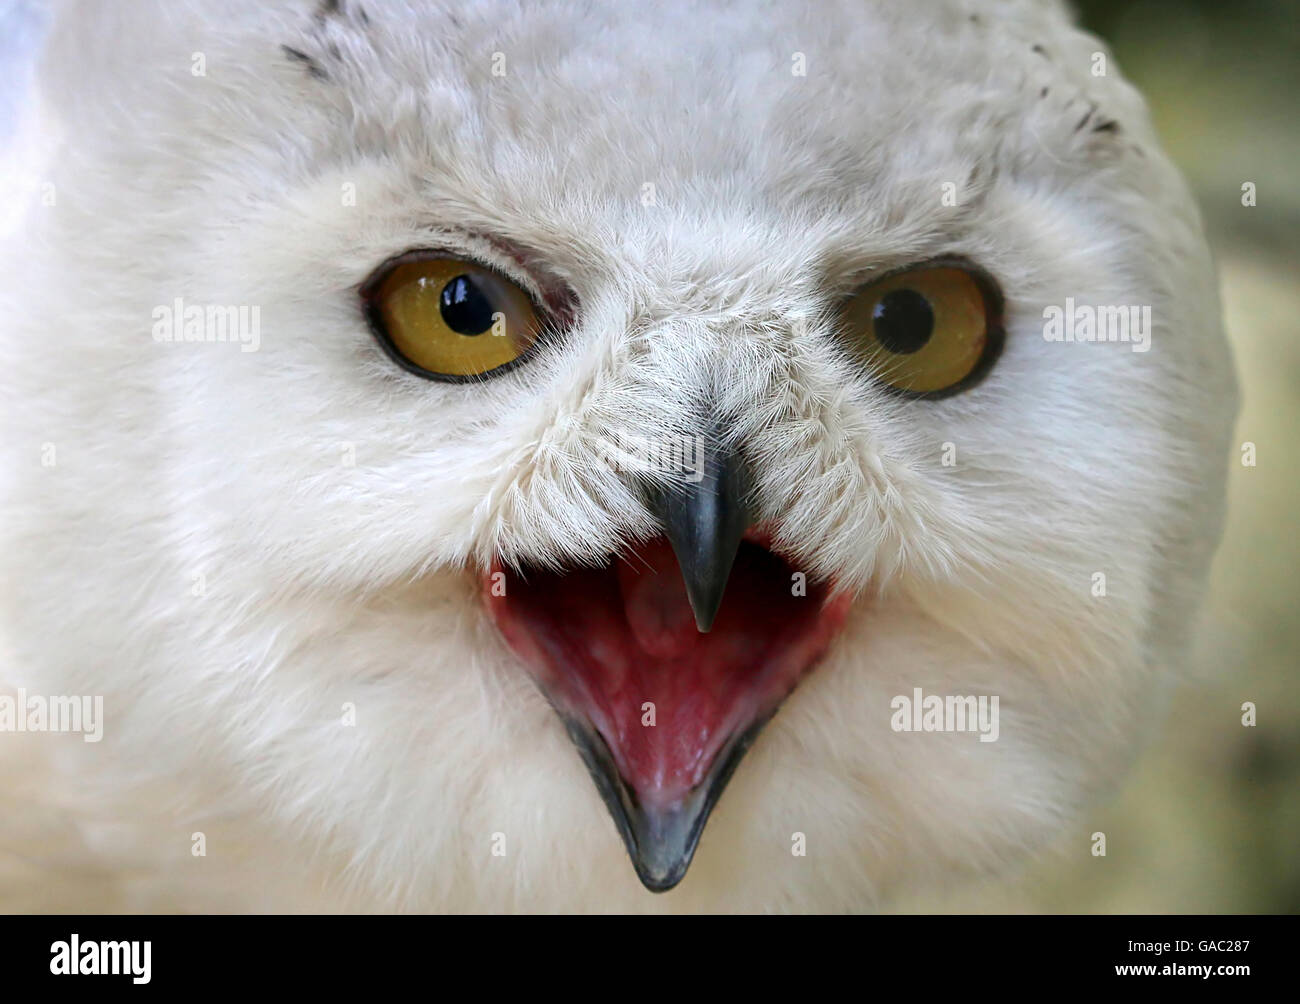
[281,44,329,81]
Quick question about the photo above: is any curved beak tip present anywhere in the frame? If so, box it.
[626,803,704,892]
[565,714,772,894]
[646,437,753,634]
[683,578,727,633]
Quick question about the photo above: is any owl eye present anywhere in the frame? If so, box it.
[838,264,1003,397]
[361,253,543,380]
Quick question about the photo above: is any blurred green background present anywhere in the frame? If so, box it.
[906,0,1300,913]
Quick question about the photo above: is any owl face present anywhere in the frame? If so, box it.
[0,0,1235,910]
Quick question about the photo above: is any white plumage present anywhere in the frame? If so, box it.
[0,0,1236,911]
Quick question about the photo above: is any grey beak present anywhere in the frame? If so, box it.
[645,439,753,632]
[564,713,771,892]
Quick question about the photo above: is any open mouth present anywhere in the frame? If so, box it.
[485,449,850,890]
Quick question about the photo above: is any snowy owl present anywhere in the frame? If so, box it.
[0,0,1237,912]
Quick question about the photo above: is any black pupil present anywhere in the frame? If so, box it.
[872,288,934,354]
[439,275,495,335]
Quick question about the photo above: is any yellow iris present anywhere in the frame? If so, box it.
[839,266,997,395]
[365,256,542,379]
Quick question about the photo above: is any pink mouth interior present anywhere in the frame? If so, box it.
[487,535,851,810]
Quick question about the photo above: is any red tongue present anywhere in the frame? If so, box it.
[488,537,849,810]
[617,542,703,660]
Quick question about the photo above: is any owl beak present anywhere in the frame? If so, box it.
[487,529,854,894]
[487,437,852,894]
[645,442,753,632]
[562,711,772,892]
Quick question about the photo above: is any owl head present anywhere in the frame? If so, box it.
[0,0,1236,910]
